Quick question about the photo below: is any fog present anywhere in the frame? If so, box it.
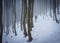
[2,0,60,43]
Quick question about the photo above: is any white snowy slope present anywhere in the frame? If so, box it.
[2,15,60,43]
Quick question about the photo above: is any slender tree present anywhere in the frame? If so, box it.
[46,0,47,16]
[50,0,52,17]
[21,0,23,31]
[53,0,59,23]
[12,0,17,35]
[57,0,59,14]
[27,0,33,42]
[3,0,5,33]
[11,0,14,34]
[23,0,27,37]
[0,0,3,43]
[5,0,9,36]
[30,0,34,30]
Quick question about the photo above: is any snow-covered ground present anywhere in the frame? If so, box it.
[2,15,60,43]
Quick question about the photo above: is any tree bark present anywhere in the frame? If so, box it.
[57,0,59,14]
[21,0,23,31]
[53,0,59,23]
[50,0,52,17]
[46,0,47,16]
[5,0,9,36]
[27,0,33,42]
[0,0,3,43]
[23,0,27,37]
[12,0,17,35]
[30,0,34,30]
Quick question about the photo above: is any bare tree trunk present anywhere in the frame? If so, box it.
[12,0,17,36]
[46,0,47,16]
[11,0,14,34]
[3,0,5,33]
[57,0,59,14]
[12,0,13,33]
[23,0,27,37]
[20,0,23,31]
[30,0,34,30]
[5,0,9,36]
[53,0,56,20]
[50,0,52,17]
[27,0,33,42]
[53,0,59,23]
[0,0,3,43]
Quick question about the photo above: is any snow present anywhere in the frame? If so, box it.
[2,15,60,43]
[2,0,60,43]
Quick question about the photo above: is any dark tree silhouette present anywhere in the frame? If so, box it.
[23,0,27,37]
[56,0,59,14]
[21,0,23,31]
[12,0,17,35]
[50,0,52,17]
[30,0,34,30]
[53,0,59,23]
[27,0,33,42]
[0,0,3,43]
[46,0,47,16]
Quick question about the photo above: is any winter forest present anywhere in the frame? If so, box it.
[0,0,60,43]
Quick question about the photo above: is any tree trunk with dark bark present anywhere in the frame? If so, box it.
[50,0,52,17]
[53,0,59,23]
[30,0,34,31]
[23,0,27,37]
[12,0,17,36]
[57,0,59,14]
[46,0,47,16]
[27,0,33,42]
[0,0,3,43]
[21,0,23,31]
